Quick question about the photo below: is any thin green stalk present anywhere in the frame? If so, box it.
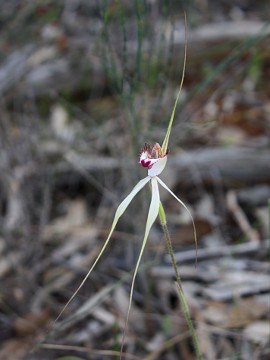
[159,202,202,360]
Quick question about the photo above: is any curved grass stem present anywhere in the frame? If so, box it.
[158,202,202,360]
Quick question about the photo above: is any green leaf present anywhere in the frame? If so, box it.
[162,12,187,154]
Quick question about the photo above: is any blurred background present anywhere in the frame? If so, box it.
[0,1,269,359]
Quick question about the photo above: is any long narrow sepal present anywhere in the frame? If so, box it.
[54,176,151,324]
[156,177,197,253]
[120,177,160,357]
[162,12,187,155]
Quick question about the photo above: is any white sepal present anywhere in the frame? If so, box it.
[55,175,151,323]
[148,156,167,177]
[112,176,151,222]
[123,176,160,340]
[156,177,197,248]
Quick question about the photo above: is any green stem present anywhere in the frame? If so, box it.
[159,202,202,360]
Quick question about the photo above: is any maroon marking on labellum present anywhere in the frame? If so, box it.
[140,159,151,168]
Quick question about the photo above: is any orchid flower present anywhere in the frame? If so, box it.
[55,14,198,356]
[55,86,197,326]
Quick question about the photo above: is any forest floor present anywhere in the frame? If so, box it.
[0,1,269,360]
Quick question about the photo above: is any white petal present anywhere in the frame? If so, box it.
[55,176,150,323]
[148,158,159,166]
[157,177,197,248]
[130,177,160,291]
[122,177,160,342]
[145,177,160,235]
[148,156,167,177]
[113,176,151,222]
[139,152,148,161]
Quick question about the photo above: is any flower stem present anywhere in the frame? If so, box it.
[158,202,202,360]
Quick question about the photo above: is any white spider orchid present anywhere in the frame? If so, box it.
[55,90,196,327]
[52,14,202,358]
[55,21,197,345]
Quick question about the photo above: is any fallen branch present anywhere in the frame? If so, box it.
[54,147,270,187]
[163,239,269,264]
[169,147,270,186]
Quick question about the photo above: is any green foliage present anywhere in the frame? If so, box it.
[98,0,178,155]
[162,315,171,338]
[35,3,62,23]
[36,97,51,117]
[247,49,263,83]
